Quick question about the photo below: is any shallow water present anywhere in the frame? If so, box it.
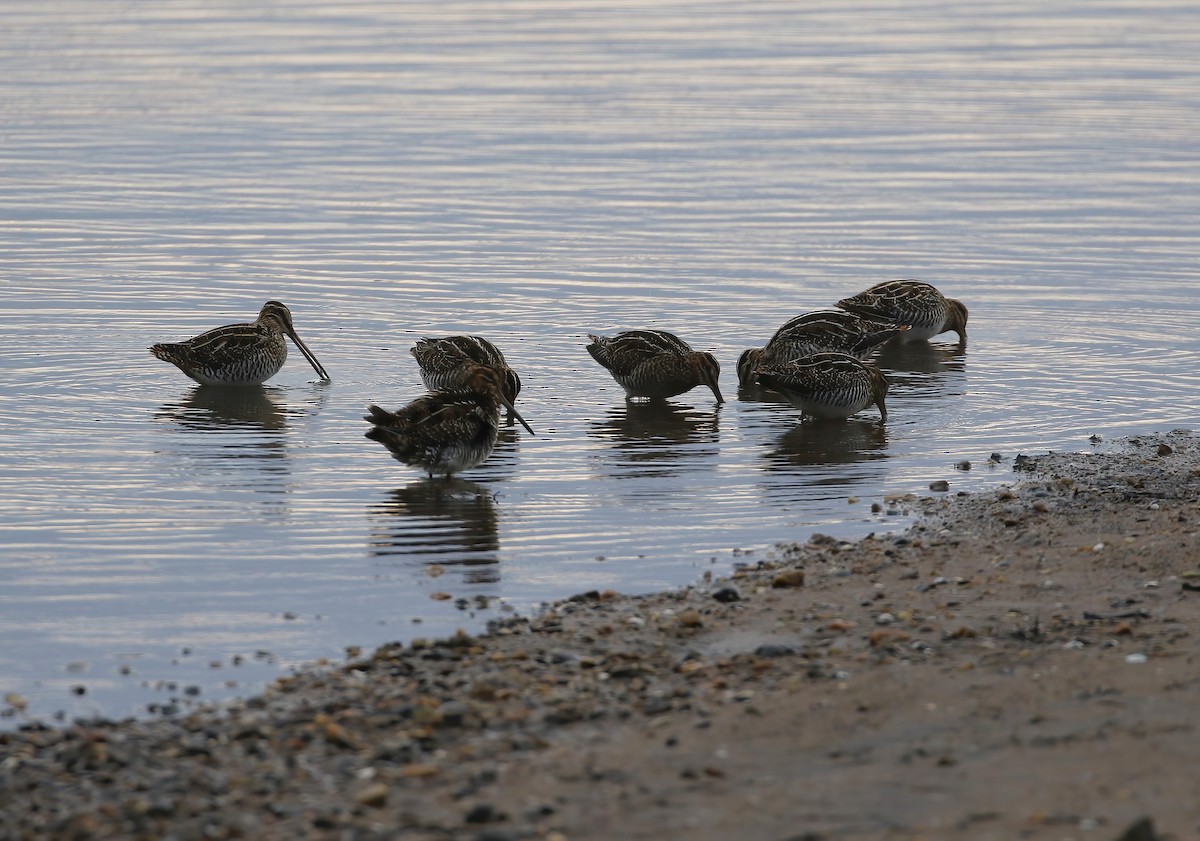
[1,0,1198,725]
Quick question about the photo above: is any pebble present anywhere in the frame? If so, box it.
[929,480,950,492]
[753,643,797,658]
[710,585,741,603]
[677,610,704,628]
[464,803,504,824]
[0,432,1195,841]
[355,783,389,808]
[771,570,805,588]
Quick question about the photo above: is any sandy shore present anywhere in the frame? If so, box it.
[2,431,1198,841]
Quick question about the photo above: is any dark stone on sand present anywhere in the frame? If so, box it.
[754,643,797,658]
[711,585,742,603]
[1113,817,1161,841]
[464,802,505,824]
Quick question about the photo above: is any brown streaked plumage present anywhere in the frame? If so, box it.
[836,280,967,342]
[586,329,724,403]
[737,309,907,388]
[364,366,534,478]
[410,335,521,406]
[755,352,889,421]
[150,300,330,386]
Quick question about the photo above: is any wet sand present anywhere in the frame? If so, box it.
[2,431,1198,841]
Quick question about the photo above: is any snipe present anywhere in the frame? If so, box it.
[755,352,889,421]
[410,335,521,406]
[364,366,534,478]
[737,309,906,388]
[837,280,967,342]
[586,329,723,403]
[150,300,330,385]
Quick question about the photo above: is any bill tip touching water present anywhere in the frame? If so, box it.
[836,279,967,344]
[150,300,331,386]
[755,351,890,423]
[150,279,960,466]
[585,328,724,404]
[365,364,534,480]
[736,309,909,389]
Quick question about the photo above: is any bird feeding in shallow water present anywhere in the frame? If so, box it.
[737,309,907,389]
[364,366,535,479]
[150,300,330,385]
[836,279,967,342]
[585,329,723,403]
[755,352,889,421]
[410,335,521,418]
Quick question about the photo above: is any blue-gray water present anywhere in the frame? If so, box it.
[1,0,1198,725]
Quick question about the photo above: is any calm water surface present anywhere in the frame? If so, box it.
[1,0,1198,725]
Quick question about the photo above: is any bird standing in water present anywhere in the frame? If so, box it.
[755,352,889,421]
[737,309,907,388]
[836,280,967,342]
[364,366,535,479]
[410,335,521,408]
[586,329,724,403]
[150,300,330,385]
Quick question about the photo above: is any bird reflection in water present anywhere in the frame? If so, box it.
[873,338,967,401]
[369,480,500,585]
[154,385,291,479]
[762,418,890,470]
[157,384,290,432]
[589,401,720,479]
[152,384,329,503]
[155,381,330,432]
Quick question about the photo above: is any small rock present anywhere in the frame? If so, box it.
[355,783,389,809]
[875,612,895,626]
[929,480,950,492]
[642,696,673,715]
[771,569,805,588]
[399,763,441,778]
[677,609,704,628]
[1125,653,1148,664]
[954,460,971,471]
[754,643,797,658]
[464,803,504,824]
[869,629,910,647]
[1156,443,1173,457]
[915,576,948,593]
[1112,817,1162,841]
[436,700,471,727]
[710,585,741,603]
